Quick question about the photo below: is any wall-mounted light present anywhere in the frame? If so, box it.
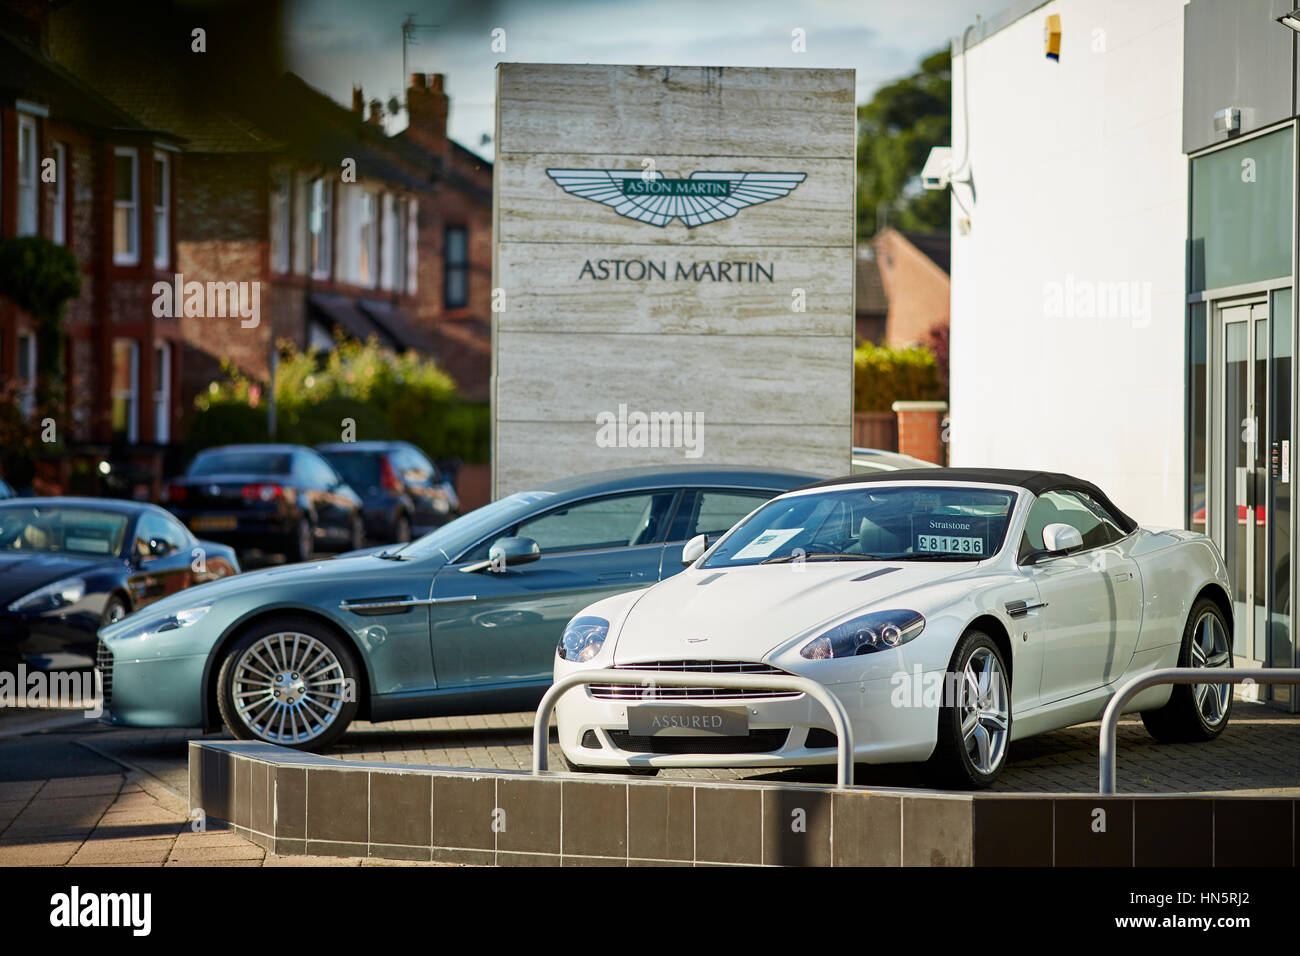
[1044,14,1062,60]
[1213,107,1241,135]
[1277,8,1300,32]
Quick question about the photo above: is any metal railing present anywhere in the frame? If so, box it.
[1099,666,1300,794]
[533,669,857,787]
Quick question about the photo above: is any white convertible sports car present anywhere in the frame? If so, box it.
[554,469,1235,787]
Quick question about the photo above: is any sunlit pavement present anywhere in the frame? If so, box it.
[7,699,1296,797]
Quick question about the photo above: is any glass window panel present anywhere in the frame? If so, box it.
[1190,127,1293,292]
[1270,288,1294,692]
[1189,302,1207,530]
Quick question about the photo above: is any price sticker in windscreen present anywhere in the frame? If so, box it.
[914,515,988,556]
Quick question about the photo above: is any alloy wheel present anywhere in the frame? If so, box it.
[231,632,346,745]
[1190,610,1232,726]
[959,646,1009,775]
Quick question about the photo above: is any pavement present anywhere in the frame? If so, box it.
[1,698,1296,866]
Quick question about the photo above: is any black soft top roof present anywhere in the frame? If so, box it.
[798,468,1137,533]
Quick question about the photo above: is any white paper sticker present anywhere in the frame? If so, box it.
[733,527,803,560]
[1284,440,1290,484]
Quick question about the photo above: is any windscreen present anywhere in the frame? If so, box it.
[701,485,1017,568]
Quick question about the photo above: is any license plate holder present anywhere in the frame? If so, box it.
[627,705,748,737]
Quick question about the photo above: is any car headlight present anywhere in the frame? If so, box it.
[110,604,212,642]
[8,577,86,613]
[800,609,925,659]
[558,615,609,662]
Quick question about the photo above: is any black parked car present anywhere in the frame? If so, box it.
[162,444,365,562]
[0,479,14,499]
[0,498,239,671]
[316,441,459,543]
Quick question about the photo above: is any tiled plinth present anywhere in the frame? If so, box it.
[189,741,1297,866]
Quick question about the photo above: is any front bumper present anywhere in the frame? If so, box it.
[554,663,941,769]
[96,641,208,728]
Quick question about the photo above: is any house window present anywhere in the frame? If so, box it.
[379,193,397,290]
[406,198,418,295]
[17,332,36,419]
[111,338,139,444]
[52,143,67,245]
[270,172,290,274]
[153,152,170,269]
[444,226,468,308]
[113,148,140,265]
[17,115,38,236]
[308,177,332,279]
[153,343,171,444]
[357,189,377,287]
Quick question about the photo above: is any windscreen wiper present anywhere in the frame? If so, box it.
[761,552,884,564]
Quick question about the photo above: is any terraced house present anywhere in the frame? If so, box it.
[0,0,492,496]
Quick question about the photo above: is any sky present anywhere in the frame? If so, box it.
[284,0,992,160]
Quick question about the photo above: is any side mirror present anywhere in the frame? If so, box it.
[487,535,541,572]
[681,533,710,566]
[1023,524,1084,565]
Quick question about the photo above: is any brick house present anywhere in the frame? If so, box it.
[871,227,950,349]
[0,13,186,494]
[0,0,493,495]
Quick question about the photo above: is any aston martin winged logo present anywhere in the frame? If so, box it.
[545,169,807,228]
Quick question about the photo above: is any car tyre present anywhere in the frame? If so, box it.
[1140,598,1233,743]
[349,514,365,551]
[217,615,359,751]
[393,513,412,544]
[100,595,129,628]
[924,629,1011,789]
[286,517,314,563]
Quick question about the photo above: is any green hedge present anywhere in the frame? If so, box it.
[185,338,489,463]
[853,342,945,412]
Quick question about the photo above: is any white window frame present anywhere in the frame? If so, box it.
[111,338,139,444]
[405,198,418,295]
[51,142,66,245]
[270,171,291,274]
[308,176,332,279]
[16,331,36,419]
[153,343,171,444]
[17,114,38,237]
[380,193,397,291]
[153,151,170,270]
[358,188,378,288]
[113,147,140,265]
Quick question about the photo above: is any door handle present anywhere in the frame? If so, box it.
[597,571,635,581]
[1112,571,1134,583]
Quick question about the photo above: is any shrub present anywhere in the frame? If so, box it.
[187,338,490,464]
[853,342,945,412]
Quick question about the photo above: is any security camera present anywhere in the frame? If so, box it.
[919,146,953,191]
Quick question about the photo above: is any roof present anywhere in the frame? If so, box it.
[901,232,951,275]
[0,30,164,135]
[531,465,821,498]
[855,247,888,316]
[0,496,159,515]
[799,467,1138,532]
[317,441,416,454]
[194,444,311,455]
[424,317,491,401]
[951,0,1052,56]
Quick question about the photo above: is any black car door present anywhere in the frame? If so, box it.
[659,488,776,576]
[126,512,196,609]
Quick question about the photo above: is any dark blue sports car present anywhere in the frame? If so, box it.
[0,498,239,671]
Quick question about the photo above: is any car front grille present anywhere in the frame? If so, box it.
[590,660,802,700]
[95,640,113,706]
[608,729,790,755]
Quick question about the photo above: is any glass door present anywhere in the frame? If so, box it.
[1217,302,1269,664]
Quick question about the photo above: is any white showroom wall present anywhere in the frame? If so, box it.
[948,0,1188,527]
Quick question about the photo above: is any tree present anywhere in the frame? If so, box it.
[857,48,951,238]
[0,237,82,410]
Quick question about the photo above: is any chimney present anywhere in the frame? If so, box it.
[368,99,384,125]
[351,85,364,115]
[406,72,449,155]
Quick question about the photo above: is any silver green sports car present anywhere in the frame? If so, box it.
[97,465,815,750]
